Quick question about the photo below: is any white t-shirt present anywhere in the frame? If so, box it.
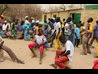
[54,22,62,33]
[65,40,74,62]
[65,23,69,32]
[2,24,8,31]
[34,35,47,45]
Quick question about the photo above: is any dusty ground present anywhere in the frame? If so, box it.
[0,38,98,69]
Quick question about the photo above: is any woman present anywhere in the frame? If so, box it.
[17,21,24,39]
[22,16,31,41]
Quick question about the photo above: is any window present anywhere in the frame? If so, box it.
[53,15,56,19]
[44,15,46,22]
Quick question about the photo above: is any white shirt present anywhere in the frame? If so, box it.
[65,40,74,62]
[65,23,69,32]
[35,35,47,45]
[54,22,62,33]
[2,24,8,31]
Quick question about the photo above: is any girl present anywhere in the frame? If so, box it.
[10,24,17,39]
[28,29,47,64]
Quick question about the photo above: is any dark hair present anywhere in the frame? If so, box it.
[63,19,65,21]
[59,35,66,40]
[87,18,93,23]
[79,21,81,24]
[38,29,43,32]
[96,20,98,23]
[66,17,72,22]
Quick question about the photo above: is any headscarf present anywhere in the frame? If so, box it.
[39,22,43,25]
[25,16,28,19]
[1,15,4,17]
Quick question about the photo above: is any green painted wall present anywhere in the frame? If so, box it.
[86,5,98,9]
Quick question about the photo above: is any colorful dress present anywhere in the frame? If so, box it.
[22,20,31,40]
[10,27,17,37]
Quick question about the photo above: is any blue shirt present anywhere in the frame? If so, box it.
[94,25,98,37]
[75,27,80,39]
[18,25,23,31]
[68,23,75,35]
[30,27,34,31]
[51,22,54,28]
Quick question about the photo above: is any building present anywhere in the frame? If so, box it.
[42,4,98,26]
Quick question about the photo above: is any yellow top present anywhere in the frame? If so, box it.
[87,23,94,33]
[62,22,65,28]
[35,26,43,35]
[74,24,76,29]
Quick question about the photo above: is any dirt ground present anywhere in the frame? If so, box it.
[0,39,98,69]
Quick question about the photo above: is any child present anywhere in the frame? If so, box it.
[81,17,94,55]
[0,36,24,64]
[35,20,39,35]
[35,22,43,35]
[10,24,17,39]
[43,24,50,49]
[50,35,74,69]
[28,29,47,64]
[75,24,80,47]
[29,21,34,39]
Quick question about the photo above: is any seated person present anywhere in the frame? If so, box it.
[50,35,74,69]
[28,29,47,64]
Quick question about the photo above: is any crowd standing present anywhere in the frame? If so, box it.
[0,14,98,69]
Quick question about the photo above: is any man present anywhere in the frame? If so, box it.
[50,35,74,69]
[52,17,62,51]
[65,17,75,46]
[50,18,56,47]
[81,17,94,55]
[89,21,98,47]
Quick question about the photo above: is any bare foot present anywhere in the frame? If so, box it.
[50,64,57,69]
[65,66,71,69]
[31,54,37,58]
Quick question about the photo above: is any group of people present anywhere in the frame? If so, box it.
[0,14,98,69]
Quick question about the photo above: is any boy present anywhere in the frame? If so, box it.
[81,17,94,55]
[75,24,80,47]
[0,36,24,64]
[50,35,74,69]
[43,24,50,48]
